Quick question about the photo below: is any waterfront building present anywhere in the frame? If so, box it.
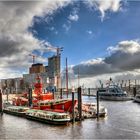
[0,77,23,94]
[0,55,61,94]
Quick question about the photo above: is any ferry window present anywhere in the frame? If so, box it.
[99,89,106,92]
[115,88,121,93]
[109,89,116,93]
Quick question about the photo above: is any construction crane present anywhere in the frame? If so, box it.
[56,47,63,56]
[43,43,63,56]
[29,54,37,64]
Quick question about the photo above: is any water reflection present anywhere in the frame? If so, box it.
[1,97,140,139]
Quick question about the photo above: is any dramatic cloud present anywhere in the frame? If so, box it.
[105,40,140,71]
[85,0,122,20]
[72,40,140,78]
[0,0,71,79]
[73,58,120,77]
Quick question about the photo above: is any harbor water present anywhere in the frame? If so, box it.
[1,96,140,139]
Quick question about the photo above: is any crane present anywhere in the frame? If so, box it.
[43,43,63,56]
[29,54,37,64]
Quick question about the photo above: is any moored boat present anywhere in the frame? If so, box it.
[75,103,107,118]
[26,109,71,125]
[3,106,29,117]
[11,75,76,114]
[83,103,107,118]
[98,85,132,101]
[12,75,54,106]
[37,99,77,113]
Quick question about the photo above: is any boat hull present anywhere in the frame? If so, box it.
[39,100,77,113]
[99,96,132,101]
[26,115,70,125]
[3,109,26,117]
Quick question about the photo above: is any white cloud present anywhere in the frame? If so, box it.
[107,40,140,54]
[81,58,104,65]
[85,0,122,20]
[0,0,71,79]
[68,14,79,21]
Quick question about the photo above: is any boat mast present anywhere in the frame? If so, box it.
[77,66,80,88]
[66,57,68,98]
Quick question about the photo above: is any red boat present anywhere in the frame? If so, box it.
[12,75,77,113]
[12,75,53,106]
[36,99,77,113]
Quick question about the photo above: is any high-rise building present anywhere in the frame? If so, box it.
[48,55,60,88]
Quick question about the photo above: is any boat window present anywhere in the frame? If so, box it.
[45,103,48,105]
[98,89,106,92]
[109,88,116,93]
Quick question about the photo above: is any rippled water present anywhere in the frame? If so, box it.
[1,96,140,139]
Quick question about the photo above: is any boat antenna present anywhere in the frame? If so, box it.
[66,57,68,98]
[77,66,80,88]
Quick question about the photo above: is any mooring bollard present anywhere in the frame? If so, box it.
[28,88,32,107]
[52,88,55,99]
[96,90,99,119]
[6,89,9,103]
[133,87,137,97]
[72,89,75,123]
[60,88,63,99]
[88,88,90,96]
[78,87,82,121]
[129,79,131,91]
[0,89,3,115]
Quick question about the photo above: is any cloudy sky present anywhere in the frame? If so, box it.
[1,0,140,87]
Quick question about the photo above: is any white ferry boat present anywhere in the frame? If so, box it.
[98,85,132,101]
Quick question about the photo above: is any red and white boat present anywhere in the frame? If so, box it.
[12,75,77,113]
